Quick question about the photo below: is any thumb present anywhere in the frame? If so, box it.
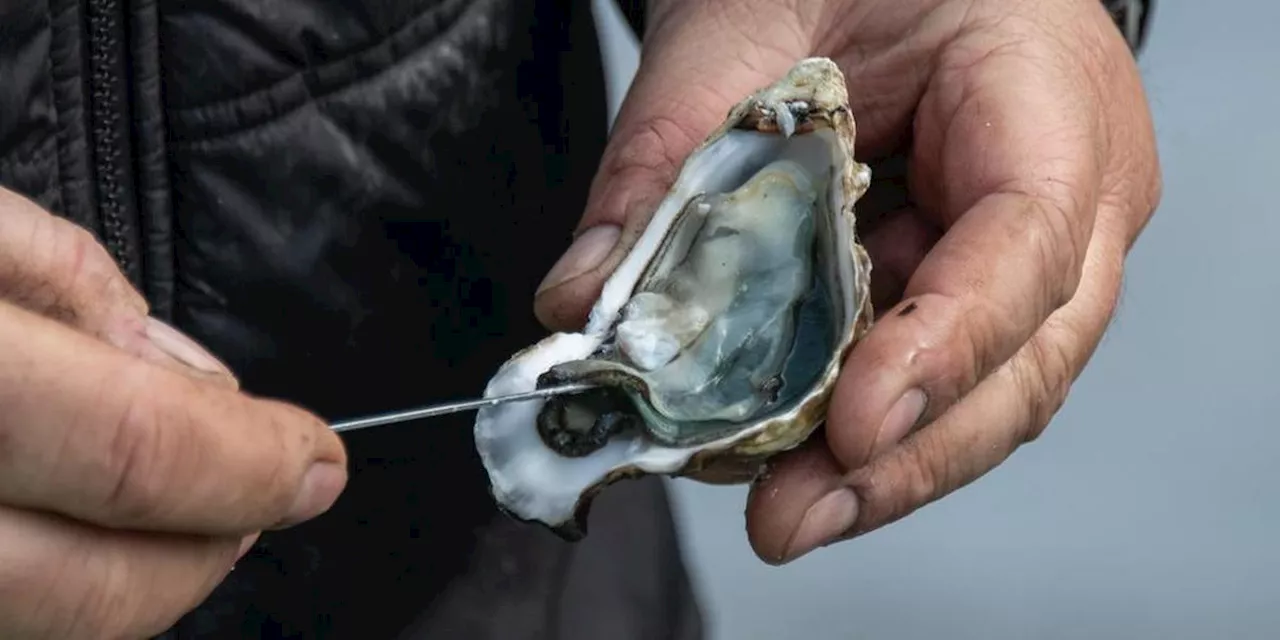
[532,6,810,330]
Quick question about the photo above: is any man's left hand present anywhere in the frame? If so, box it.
[533,0,1161,563]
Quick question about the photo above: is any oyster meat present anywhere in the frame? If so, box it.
[474,57,874,538]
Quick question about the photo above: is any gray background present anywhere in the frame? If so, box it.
[592,1,1280,638]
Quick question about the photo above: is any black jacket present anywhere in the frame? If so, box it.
[0,0,1150,637]
[1,0,697,638]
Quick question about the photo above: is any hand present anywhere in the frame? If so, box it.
[0,188,348,637]
[533,0,1160,563]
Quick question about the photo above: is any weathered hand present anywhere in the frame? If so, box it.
[533,0,1160,563]
[0,188,348,638]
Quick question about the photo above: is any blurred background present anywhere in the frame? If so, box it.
[592,1,1280,638]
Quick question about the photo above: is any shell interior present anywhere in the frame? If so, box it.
[474,58,871,535]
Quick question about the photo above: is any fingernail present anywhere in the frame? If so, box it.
[275,462,347,530]
[144,317,234,377]
[236,533,259,560]
[872,388,928,454]
[783,488,859,562]
[536,225,620,294]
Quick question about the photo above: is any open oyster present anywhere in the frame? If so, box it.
[474,57,874,539]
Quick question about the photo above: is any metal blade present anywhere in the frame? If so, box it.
[329,383,596,434]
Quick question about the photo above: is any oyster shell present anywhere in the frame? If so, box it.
[474,57,874,539]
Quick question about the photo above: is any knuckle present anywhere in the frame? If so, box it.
[101,404,163,524]
[1136,164,1163,233]
[72,540,200,640]
[54,223,103,288]
[902,435,949,507]
[604,114,701,184]
[0,519,136,639]
[1094,265,1124,327]
[599,72,733,189]
[98,371,180,526]
[961,295,1012,389]
[852,433,949,531]
[62,223,104,266]
[0,211,139,324]
[892,293,977,393]
[910,292,1006,403]
[584,112,707,230]
[0,544,62,637]
[1145,168,1163,214]
[1016,331,1077,442]
[1101,116,1162,245]
[1024,192,1086,309]
[60,223,144,313]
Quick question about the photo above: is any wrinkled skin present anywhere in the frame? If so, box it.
[534,0,1161,563]
[0,189,348,638]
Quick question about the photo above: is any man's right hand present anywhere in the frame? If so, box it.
[0,188,348,638]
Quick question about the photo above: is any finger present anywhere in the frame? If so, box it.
[745,438,848,564]
[0,188,236,386]
[861,208,938,313]
[0,299,348,535]
[747,217,1126,563]
[822,35,1108,474]
[532,4,811,330]
[107,314,241,389]
[0,505,239,639]
[0,188,146,325]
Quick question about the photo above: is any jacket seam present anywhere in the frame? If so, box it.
[129,0,178,319]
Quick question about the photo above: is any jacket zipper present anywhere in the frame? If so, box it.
[87,0,140,282]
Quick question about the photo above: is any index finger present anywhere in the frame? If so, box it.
[0,187,239,387]
[824,27,1109,471]
[0,299,348,535]
[0,187,147,330]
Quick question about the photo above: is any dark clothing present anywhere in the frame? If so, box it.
[0,0,699,638]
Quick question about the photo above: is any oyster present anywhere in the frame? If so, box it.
[474,57,874,539]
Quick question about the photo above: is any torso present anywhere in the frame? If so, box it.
[0,1,700,637]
